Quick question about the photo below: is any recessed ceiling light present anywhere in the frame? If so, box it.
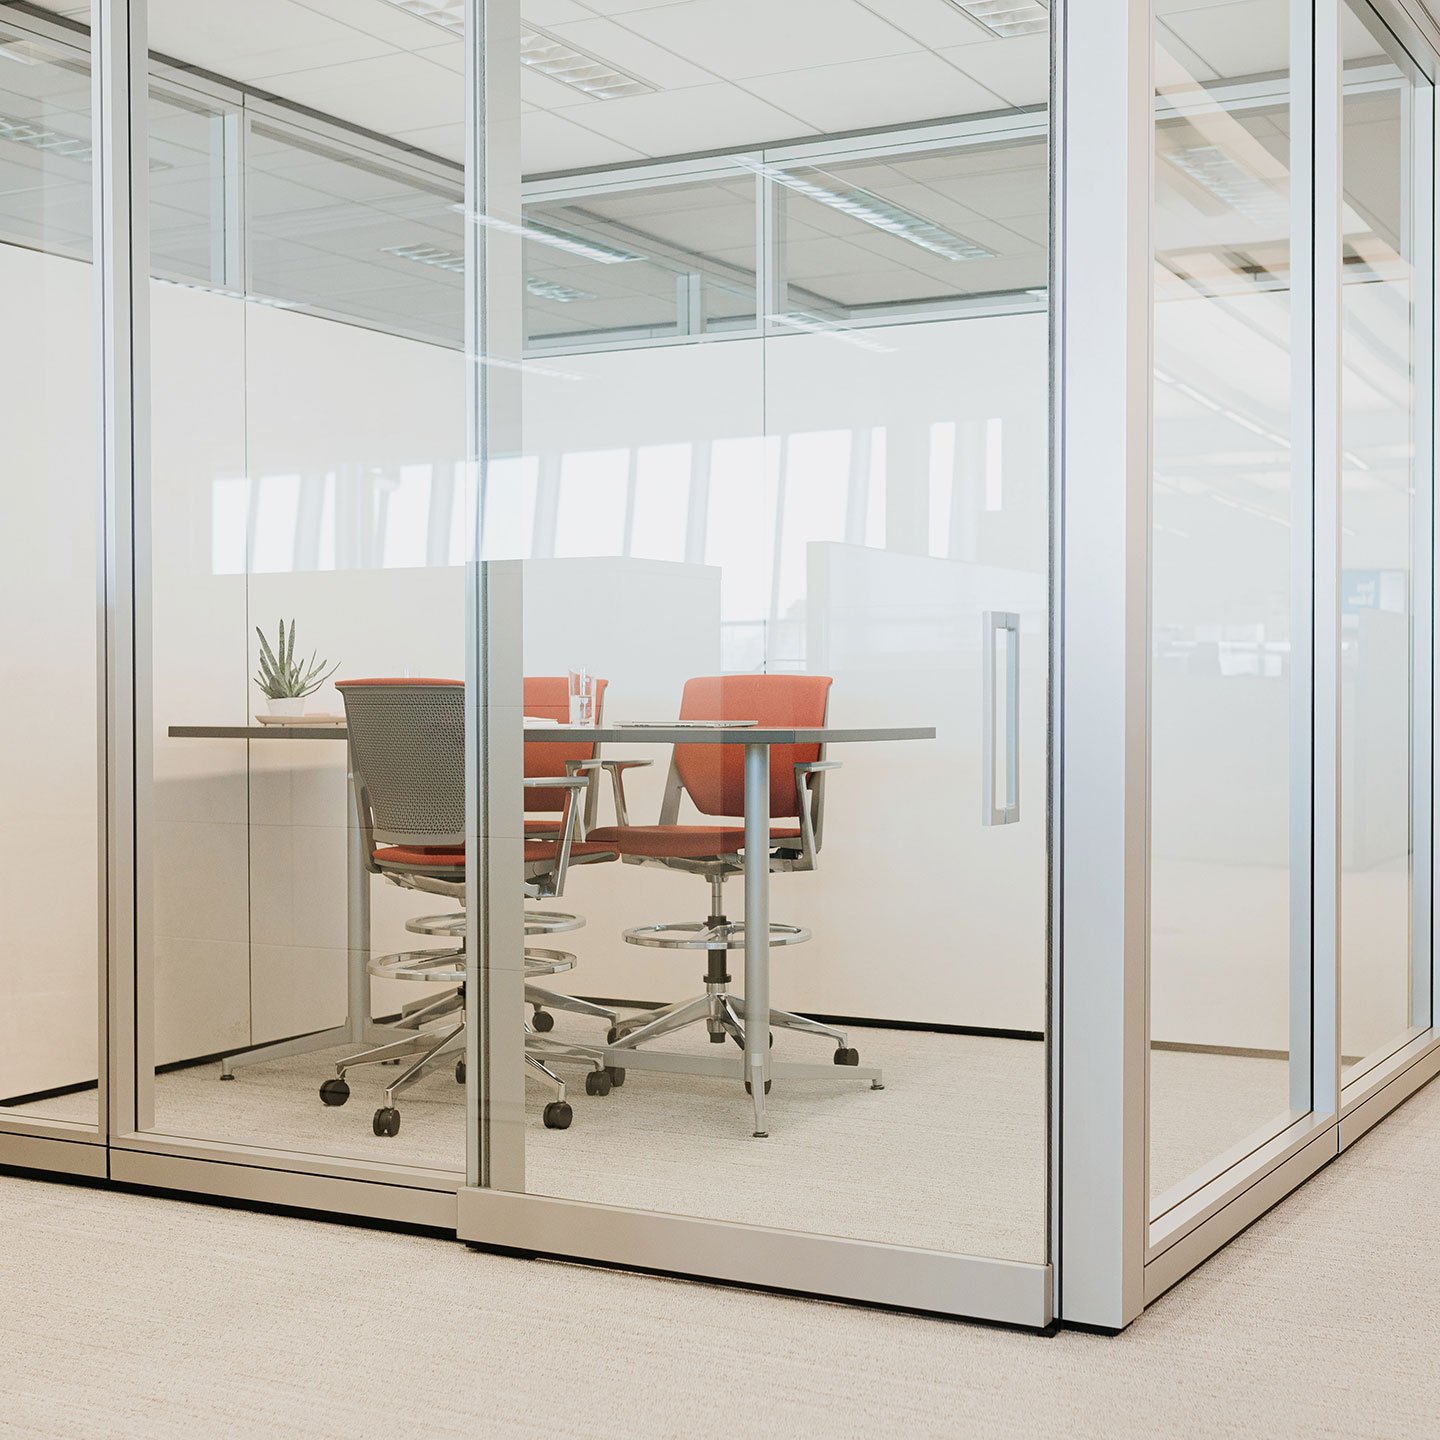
[449,204,643,264]
[382,242,465,272]
[739,158,995,264]
[0,112,91,161]
[521,27,654,100]
[376,0,463,35]
[946,1,1049,38]
[1165,145,1288,229]
[526,276,597,302]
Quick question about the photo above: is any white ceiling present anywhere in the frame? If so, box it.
[23,0,1397,176]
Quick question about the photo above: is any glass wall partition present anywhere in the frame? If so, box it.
[136,0,471,1186]
[1339,1,1435,1086]
[1149,0,1304,1213]
[467,0,1053,1301]
[0,14,100,1134]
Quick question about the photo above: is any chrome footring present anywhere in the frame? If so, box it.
[367,948,466,984]
[405,912,466,938]
[622,919,810,950]
[523,946,577,977]
[524,909,584,936]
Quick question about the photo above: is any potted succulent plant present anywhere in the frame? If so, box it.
[255,619,340,717]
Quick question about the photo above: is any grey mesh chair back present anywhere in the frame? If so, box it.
[336,679,465,846]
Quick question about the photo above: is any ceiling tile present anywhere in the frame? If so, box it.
[1157,1,1291,79]
[523,0,596,22]
[742,51,1006,134]
[616,0,919,82]
[251,51,465,136]
[938,33,1049,109]
[543,15,722,89]
[555,83,815,156]
[521,109,649,173]
[850,0,995,49]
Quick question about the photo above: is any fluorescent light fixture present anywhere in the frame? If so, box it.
[0,112,90,161]
[738,158,994,264]
[449,204,643,264]
[1165,144,1288,229]
[376,0,463,35]
[382,241,465,273]
[769,312,897,354]
[0,39,48,65]
[384,245,599,301]
[521,27,654,100]
[526,276,597,302]
[946,0,1049,38]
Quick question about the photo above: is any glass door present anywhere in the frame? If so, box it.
[463,0,1055,1322]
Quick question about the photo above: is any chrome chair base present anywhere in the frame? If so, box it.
[623,919,810,950]
[607,988,858,1063]
[404,909,585,938]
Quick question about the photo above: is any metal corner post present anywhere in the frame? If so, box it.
[95,0,152,1141]
[1054,0,1152,1328]
[463,0,525,1195]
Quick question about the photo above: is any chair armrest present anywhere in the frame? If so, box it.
[791,761,841,866]
[599,758,653,826]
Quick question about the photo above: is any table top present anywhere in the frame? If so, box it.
[168,723,935,745]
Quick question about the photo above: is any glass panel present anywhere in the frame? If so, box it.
[142,2,469,1173]
[506,8,1051,1264]
[1340,4,1433,1081]
[149,84,232,286]
[775,140,1048,319]
[246,121,464,347]
[0,19,99,1126]
[1149,1,1300,1208]
[525,175,757,350]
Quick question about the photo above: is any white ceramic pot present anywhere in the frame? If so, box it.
[266,696,307,718]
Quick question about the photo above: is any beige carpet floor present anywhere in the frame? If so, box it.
[1,1072,1438,1438]
[13,1022,1289,1261]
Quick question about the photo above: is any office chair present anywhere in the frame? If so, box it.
[587,674,864,1070]
[318,678,616,1136]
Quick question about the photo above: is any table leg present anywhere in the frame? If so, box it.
[743,740,770,1137]
[347,767,372,1044]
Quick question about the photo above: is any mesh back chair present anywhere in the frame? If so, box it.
[588,675,867,1074]
[318,679,617,1136]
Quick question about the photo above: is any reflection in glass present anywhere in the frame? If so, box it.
[0,20,99,1125]
[1339,5,1432,1080]
[1149,1,1298,1208]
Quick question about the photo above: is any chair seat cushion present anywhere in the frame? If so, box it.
[375,841,613,871]
[585,825,801,859]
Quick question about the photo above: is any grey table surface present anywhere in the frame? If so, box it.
[167,724,936,744]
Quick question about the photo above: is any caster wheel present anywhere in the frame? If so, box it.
[455,1058,466,1084]
[319,1078,350,1107]
[834,1047,860,1066]
[743,1079,773,1095]
[219,1072,235,1082]
[372,1106,401,1137]
[531,1009,555,1033]
[585,1070,612,1097]
[606,1067,626,1088]
[606,1025,623,1045]
[542,1102,573,1130]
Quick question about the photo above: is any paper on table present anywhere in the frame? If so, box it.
[523,716,562,726]
[617,719,758,728]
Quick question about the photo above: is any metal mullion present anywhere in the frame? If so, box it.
[1289,0,1319,1119]
[1409,79,1435,1033]
[1053,0,1152,1330]
[94,0,152,1143]
[464,0,526,1196]
[1313,0,1344,1123]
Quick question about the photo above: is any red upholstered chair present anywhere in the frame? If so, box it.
[518,676,619,1035]
[588,674,862,1067]
[318,679,617,1136]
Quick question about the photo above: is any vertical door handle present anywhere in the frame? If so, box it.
[982,610,1021,825]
